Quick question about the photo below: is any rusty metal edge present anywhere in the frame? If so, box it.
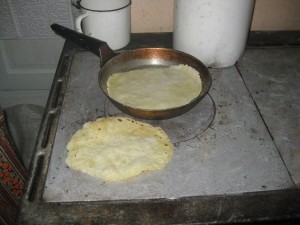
[18,188,300,224]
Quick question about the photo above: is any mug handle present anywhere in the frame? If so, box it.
[75,13,89,33]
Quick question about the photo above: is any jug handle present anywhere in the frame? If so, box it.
[75,13,89,34]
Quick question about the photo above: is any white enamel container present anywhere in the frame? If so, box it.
[173,0,255,68]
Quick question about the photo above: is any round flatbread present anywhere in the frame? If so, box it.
[107,64,202,110]
[66,117,173,181]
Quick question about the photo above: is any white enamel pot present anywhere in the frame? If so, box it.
[173,0,255,68]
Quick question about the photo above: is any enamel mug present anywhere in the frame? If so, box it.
[75,0,131,50]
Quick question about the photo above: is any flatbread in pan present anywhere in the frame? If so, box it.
[107,64,202,110]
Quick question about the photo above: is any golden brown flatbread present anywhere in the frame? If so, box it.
[66,117,173,181]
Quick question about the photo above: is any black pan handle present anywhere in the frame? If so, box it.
[51,23,117,66]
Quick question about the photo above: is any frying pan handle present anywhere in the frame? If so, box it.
[51,23,117,66]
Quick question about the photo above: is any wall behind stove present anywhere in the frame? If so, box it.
[0,0,299,108]
[131,0,300,32]
[0,0,74,108]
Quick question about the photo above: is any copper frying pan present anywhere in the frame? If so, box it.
[51,24,212,119]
